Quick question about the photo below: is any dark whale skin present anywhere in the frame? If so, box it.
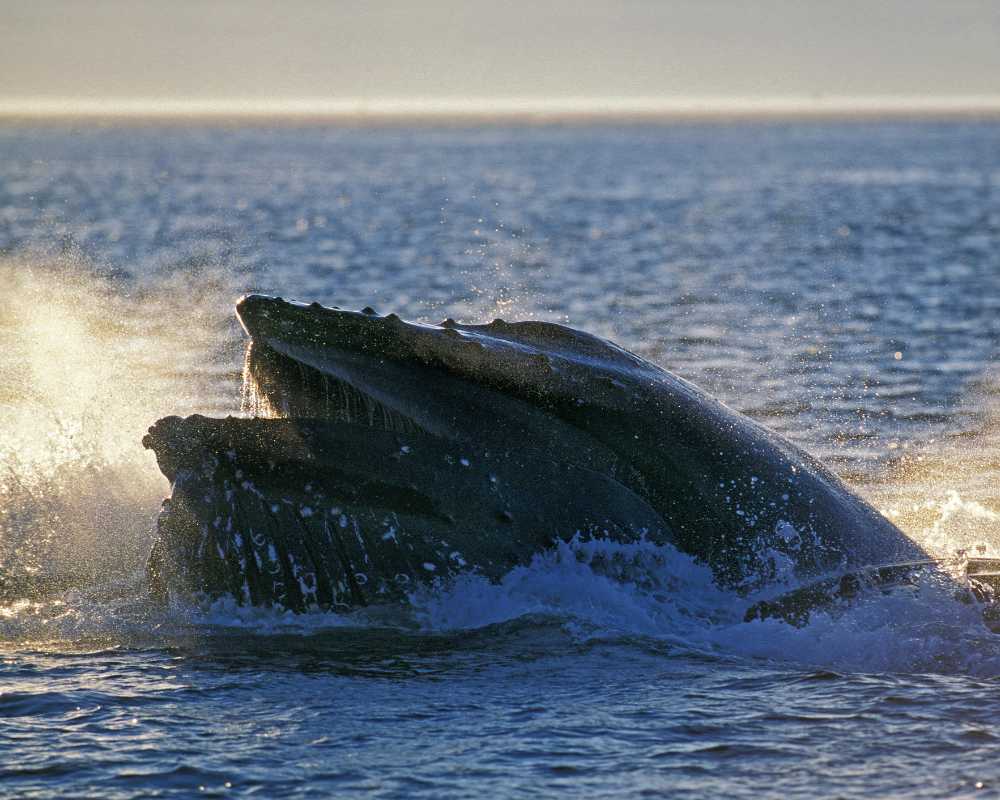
[141,295,928,611]
[143,415,669,611]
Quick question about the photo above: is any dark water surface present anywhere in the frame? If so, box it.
[1,121,999,797]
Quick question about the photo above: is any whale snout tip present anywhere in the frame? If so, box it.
[236,293,276,316]
[236,293,284,337]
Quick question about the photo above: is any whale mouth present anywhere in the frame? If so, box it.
[229,294,632,466]
[240,338,424,436]
[236,293,429,434]
[231,293,542,448]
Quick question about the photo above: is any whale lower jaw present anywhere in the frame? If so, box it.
[142,415,668,612]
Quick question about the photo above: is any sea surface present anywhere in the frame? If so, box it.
[1,120,999,797]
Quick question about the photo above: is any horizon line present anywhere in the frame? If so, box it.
[3,95,1000,122]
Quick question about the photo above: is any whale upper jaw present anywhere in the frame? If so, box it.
[234,293,642,472]
[234,292,661,417]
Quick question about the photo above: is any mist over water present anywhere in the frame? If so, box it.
[0,257,242,612]
[1,121,999,797]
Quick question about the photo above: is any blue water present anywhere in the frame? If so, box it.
[1,121,999,797]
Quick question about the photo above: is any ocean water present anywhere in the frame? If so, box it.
[1,120,999,797]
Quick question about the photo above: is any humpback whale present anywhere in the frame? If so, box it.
[143,295,996,622]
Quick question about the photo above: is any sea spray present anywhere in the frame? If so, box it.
[0,255,244,603]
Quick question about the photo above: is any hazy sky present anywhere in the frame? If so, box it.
[3,0,1000,110]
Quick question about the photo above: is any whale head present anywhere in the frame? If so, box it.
[141,294,922,611]
[232,294,920,583]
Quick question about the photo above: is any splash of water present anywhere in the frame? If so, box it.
[0,255,243,600]
[869,376,1000,557]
